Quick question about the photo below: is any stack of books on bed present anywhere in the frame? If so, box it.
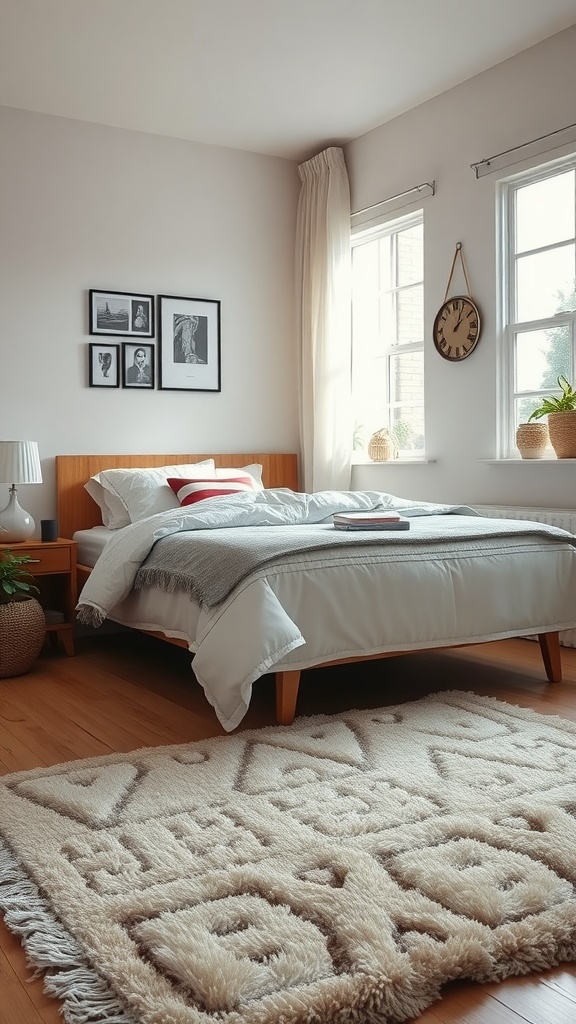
[333,511,410,530]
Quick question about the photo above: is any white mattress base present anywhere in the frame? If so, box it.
[74,526,115,567]
[103,589,200,649]
[75,526,576,733]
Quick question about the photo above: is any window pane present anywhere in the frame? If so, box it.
[516,244,575,322]
[352,243,378,352]
[397,223,423,286]
[391,404,425,452]
[514,397,550,431]
[390,351,423,407]
[352,294,378,356]
[503,160,576,458]
[379,237,393,291]
[352,212,424,456]
[378,291,394,347]
[515,171,575,253]
[515,326,572,392]
[397,284,423,344]
[352,238,379,291]
[352,359,387,454]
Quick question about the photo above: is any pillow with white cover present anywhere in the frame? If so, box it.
[168,472,259,507]
[84,479,132,530]
[85,460,216,527]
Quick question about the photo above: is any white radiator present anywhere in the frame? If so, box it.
[472,504,576,648]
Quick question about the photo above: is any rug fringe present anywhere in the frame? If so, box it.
[0,840,138,1023]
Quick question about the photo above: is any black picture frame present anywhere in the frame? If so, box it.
[88,343,120,388]
[122,342,155,389]
[89,289,154,338]
[158,294,221,392]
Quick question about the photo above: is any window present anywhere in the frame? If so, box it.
[500,159,576,455]
[351,211,424,458]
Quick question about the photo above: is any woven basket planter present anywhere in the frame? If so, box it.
[515,422,549,459]
[367,429,395,462]
[548,410,576,459]
[0,598,46,678]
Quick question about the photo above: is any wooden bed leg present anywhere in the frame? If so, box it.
[538,631,562,682]
[275,670,301,726]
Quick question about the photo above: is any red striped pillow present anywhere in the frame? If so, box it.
[167,475,257,507]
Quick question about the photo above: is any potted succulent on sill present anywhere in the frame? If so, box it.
[527,375,576,459]
[0,550,46,678]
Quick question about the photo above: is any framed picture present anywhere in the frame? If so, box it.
[89,290,154,338]
[122,342,155,389]
[158,294,221,392]
[88,343,120,388]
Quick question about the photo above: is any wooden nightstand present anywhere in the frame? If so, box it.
[0,538,77,656]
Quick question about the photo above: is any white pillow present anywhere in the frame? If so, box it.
[215,464,264,489]
[85,460,216,526]
[84,478,131,530]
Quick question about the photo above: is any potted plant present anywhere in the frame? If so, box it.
[0,550,46,677]
[527,375,576,459]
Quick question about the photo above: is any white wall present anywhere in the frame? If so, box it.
[347,26,576,508]
[0,106,299,528]
[3,27,576,530]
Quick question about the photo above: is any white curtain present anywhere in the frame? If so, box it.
[296,146,352,492]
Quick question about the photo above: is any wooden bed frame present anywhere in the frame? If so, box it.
[55,452,563,728]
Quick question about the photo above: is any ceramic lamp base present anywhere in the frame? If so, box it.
[0,486,36,543]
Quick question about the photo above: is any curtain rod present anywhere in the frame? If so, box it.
[471,121,576,178]
[351,181,435,219]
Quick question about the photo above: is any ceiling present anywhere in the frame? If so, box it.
[1,0,576,161]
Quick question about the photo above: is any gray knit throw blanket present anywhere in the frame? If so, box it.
[132,518,573,610]
[134,524,395,608]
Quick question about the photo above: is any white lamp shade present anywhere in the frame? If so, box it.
[0,441,42,484]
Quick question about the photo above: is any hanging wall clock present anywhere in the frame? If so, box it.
[433,242,481,361]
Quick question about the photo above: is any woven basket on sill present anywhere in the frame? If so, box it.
[0,598,46,678]
[515,422,549,459]
[548,410,576,459]
[367,428,395,462]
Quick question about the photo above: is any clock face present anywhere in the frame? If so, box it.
[433,295,481,361]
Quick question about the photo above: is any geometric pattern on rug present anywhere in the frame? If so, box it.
[0,690,575,1024]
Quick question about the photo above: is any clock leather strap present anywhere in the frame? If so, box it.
[444,241,472,302]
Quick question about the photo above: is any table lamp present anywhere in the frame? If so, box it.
[0,441,43,543]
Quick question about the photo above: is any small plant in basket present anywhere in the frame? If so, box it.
[0,550,40,604]
[527,375,576,459]
[0,549,45,678]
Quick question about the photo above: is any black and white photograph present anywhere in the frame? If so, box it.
[88,343,120,388]
[158,294,221,391]
[89,290,154,337]
[122,342,155,389]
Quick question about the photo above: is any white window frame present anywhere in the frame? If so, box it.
[351,209,425,459]
[498,154,576,457]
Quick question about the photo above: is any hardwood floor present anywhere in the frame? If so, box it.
[1,631,575,1024]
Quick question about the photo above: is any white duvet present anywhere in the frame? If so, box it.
[76,489,576,731]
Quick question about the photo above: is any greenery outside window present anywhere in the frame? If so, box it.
[500,158,576,456]
[351,211,425,458]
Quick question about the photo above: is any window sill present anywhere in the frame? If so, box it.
[478,458,576,465]
[352,456,437,465]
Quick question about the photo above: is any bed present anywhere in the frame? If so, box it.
[56,453,576,732]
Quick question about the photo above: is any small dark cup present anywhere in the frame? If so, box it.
[41,519,59,543]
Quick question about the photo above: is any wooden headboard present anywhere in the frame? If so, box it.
[56,453,300,539]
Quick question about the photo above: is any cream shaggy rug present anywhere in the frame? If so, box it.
[1,691,576,1024]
